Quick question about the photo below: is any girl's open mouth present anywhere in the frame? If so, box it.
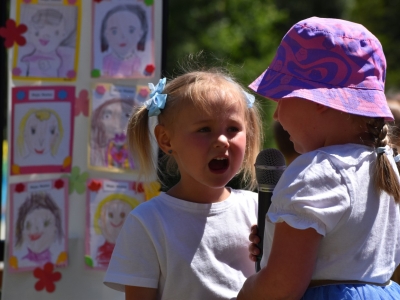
[209,157,229,172]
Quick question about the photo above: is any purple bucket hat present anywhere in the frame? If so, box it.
[249,17,394,121]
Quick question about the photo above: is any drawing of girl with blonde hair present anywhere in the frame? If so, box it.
[17,108,64,159]
[93,193,140,267]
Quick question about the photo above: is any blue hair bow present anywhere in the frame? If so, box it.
[145,78,167,117]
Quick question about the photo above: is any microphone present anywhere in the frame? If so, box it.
[255,148,286,272]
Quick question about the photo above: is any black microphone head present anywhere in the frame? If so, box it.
[255,148,286,186]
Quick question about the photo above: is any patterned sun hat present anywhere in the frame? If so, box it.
[249,17,394,121]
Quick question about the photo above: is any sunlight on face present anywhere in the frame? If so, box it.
[100,102,131,141]
[99,200,132,243]
[29,21,66,53]
[104,11,143,57]
[24,114,59,156]
[23,208,57,253]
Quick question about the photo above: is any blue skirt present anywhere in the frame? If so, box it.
[301,281,400,299]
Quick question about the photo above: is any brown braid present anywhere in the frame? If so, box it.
[366,118,400,203]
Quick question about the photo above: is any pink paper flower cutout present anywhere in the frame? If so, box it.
[68,0,77,4]
[12,67,21,76]
[139,88,149,98]
[54,179,64,189]
[66,70,76,79]
[144,64,155,76]
[88,180,102,192]
[0,19,27,48]
[95,85,106,95]
[33,263,62,293]
[15,183,25,193]
[75,89,89,117]
[132,182,145,193]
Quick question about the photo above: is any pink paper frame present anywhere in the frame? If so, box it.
[10,86,75,175]
[8,178,69,273]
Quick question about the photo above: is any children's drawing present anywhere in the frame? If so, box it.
[92,1,154,78]
[86,179,146,270]
[9,179,68,272]
[17,108,63,159]
[13,1,80,80]
[11,86,75,175]
[89,83,147,171]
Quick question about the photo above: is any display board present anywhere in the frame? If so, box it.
[1,0,163,298]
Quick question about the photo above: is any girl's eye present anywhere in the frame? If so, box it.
[120,212,126,218]
[50,126,56,135]
[129,27,135,34]
[35,31,39,37]
[125,113,130,118]
[44,219,50,227]
[55,30,59,36]
[198,127,211,133]
[108,212,114,218]
[26,221,31,230]
[228,126,240,132]
[111,29,117,35]
[30,127,36,135]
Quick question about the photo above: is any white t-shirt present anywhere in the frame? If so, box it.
[104,188,258,300]
[261,144,400,283]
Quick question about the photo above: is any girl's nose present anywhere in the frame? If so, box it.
[215,134,229,148]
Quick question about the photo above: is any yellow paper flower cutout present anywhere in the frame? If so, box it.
[62,156,72,169]
[144,181,161,201]
[56,251,68,265]
[9,256,18,269]
[11,164,20,174]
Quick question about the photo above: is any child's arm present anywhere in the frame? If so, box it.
[125,285,157,300]
[238,222,322,300]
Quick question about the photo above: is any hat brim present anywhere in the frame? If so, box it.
[250,68,394,121]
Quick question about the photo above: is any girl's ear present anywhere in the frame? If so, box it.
[154,124,171,154]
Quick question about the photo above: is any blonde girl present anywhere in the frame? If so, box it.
[104,66,263,300]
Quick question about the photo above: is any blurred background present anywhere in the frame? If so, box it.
[1,0,400,246]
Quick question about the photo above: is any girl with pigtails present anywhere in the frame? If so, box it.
[103,62,264,299]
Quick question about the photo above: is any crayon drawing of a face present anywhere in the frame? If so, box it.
[17,109,64,158]
[29,8,66,53]
[23,208,57,253]
[94,194,139,244]
[91,99,133,149]
[104,11,143,58]
[15,192,64,255]
[101,101,131,141]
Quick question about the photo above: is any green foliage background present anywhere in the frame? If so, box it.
[164,0,400,149]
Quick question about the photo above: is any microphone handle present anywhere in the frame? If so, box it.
[256,189,273,272]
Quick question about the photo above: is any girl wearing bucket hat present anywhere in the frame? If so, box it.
[238,17,400,299]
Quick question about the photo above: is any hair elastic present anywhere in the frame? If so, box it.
[376,147,387,154]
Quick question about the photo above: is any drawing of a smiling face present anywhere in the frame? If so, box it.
[99,199,132,244]
[23,208,57,253]
[24,113,59,156]
[104,10,143,58]
[29,9,66,53]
